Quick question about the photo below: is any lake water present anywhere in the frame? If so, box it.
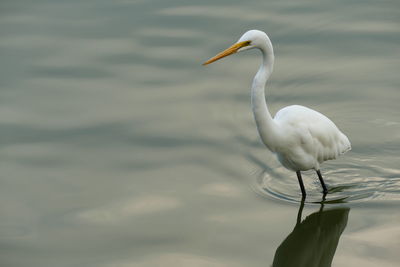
[1,0,399,266]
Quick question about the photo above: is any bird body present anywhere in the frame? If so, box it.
[203,30,351,197]
[272,105,351,171]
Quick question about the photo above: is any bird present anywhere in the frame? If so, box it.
[203,30,351,198]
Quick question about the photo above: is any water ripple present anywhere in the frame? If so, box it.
[250,156,400,204]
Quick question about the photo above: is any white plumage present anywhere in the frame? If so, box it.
[273,105,351,171]
[204,30,351,197]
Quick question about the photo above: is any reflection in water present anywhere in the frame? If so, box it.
[1,0,399,266]
[272,201,349,267]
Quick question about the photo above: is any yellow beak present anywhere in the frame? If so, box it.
[203,41,251,65]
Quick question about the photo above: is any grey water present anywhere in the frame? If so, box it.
[1,0,399,266]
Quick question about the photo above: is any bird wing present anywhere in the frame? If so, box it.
[275,105,351,164]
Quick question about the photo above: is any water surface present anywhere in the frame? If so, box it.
[1,0,399,266]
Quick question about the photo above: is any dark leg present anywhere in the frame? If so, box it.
[296,171,306,198]
[296,197,305,225]
[316,170,328,194]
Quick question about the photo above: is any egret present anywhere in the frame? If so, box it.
[203,30,351,197]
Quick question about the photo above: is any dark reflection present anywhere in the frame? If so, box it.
[272,200,349,267]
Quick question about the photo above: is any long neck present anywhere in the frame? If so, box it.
[251,46,280,152]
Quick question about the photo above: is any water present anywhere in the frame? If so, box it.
[1,0,399,266]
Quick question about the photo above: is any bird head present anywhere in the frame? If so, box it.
[203,30,270,65]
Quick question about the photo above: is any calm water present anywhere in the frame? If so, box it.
[1,0,399,266]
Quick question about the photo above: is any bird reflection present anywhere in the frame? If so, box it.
[272,199,349,267]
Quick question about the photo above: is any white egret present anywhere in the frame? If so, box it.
[203,30,351,197]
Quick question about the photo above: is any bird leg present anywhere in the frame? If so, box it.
[296,171,306,198]
[296,198,306,225]
[316,170,328,194]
